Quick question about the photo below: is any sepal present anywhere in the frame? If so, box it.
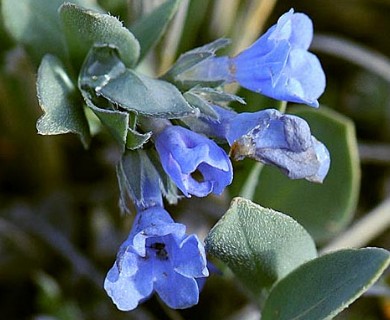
[117,150,164,212]
[162,38,231,89]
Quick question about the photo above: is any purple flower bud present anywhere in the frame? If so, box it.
[155,125,233,197]
[104,206,209,311]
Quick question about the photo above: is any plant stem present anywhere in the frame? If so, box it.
[239,162,263,201]
[231,0,278,55]
[359,142,390,164]
[312,34,390,83]
[278,100,287,113]
[321,197,390,254]
[10,205,103,289]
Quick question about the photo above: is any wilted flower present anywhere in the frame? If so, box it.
[155,125,233,197]
[179,9,325,107]
[228,109,330,182]
[104,206,209,311]
[192,106,329,182]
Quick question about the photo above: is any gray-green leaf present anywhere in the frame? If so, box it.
[36,55,90,147]
[1,0,100,64]
[81,90,129,151]
[126,127,152,150]
[205,197,317,298]
[130,0,182,61]
[262,248,390,320]
[80,44,196,118]
[60,2,140,68]
[97,69,197,118]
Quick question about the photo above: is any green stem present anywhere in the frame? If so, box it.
[321,197,390,254]
[312,34,390,82]
[239,162,263,201]
[278,100,287,113]
[358,142,390,164]
[10,206,103,289]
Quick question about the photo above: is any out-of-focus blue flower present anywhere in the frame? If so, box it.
[227,109,330,182]
[181,9,325,107]
[104,206,209,311]
[155,125,233,197]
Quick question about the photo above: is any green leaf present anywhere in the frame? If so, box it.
[99,69,197,118]
[262,248,390,320]
[176,0,213,54]
[1,0,100,64]
[249,107,360,243]
[205,197,317,298]
[59,2,140,69]
[80,44,196,118]
[36,55,90,147]
[130,0,182,61]
[79,44,127,90]
[2,0,67,63]
[126,127,152,150]
[81,90,129,151]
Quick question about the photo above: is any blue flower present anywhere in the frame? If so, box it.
[155,125,233,197]
[180,9,325,107]
[232,9,325,107]
[227,109,330,182]
[104,206,209,311]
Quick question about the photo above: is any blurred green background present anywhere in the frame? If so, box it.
[0,0,389,319]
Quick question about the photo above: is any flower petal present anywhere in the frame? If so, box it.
[154,263,200,309]
[270,9,313,50]
[305,137,331,183]
[155,126,232,197]
[130,207,186,256]
[173,234,209,278]
[229,110,330,181]
[104,258,153,311]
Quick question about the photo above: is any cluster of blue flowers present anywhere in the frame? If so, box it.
[104,9,329,311]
